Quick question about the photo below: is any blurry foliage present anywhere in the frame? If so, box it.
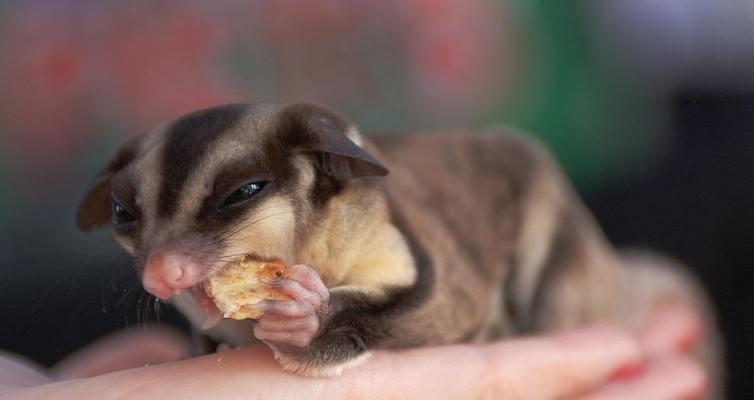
[498,0,658,187]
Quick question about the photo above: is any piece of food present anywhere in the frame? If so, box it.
[204,256,288,320]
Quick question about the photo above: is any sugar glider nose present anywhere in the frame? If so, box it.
[142,250,206,299]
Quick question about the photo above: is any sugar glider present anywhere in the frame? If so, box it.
[77,102,722,396]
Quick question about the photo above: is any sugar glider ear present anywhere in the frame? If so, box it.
[278,102,388,180]
[76,135,142,231]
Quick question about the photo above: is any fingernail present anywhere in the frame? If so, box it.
[678,325,705,353]
[608,362,648,382]
[682,380,709,400]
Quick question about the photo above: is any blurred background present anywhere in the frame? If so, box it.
[0,0,752,396]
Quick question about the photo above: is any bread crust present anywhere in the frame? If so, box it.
[204,256,288,319]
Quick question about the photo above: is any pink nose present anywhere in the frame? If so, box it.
[142,251,206,299]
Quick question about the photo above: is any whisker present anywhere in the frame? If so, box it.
[217,252,256,259]
[135,294,143,326]
[114,281,139,309]
[212,204,295,243]
[151,296,162,323]
[219,210,296,243]
[207,201,286,242]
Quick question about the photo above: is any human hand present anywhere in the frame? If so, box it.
[0,304,706,400]
[578,303,708,400]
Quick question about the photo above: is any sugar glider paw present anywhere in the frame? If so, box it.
[253,264,329,350]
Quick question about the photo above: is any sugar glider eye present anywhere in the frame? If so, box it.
[222,181,268,208]
[112,200,136,225]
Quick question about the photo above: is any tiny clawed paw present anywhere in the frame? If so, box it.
[272,264,329,309]
[285,265,329,295]
[256,298,316,318]
[254,308,320,349]
[272,279,327,310]
[257,313,319,332]
[252,264,329,349]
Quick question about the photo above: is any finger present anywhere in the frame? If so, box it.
[481,325,643,400]
[330,325,642,400]
[272,278,326,307]
[257,314,319,333]
[256,299,314,317]
[640,303,705,357]
[0,351,51,387]
[3,328,639,400]
[50,325,192,379]
[9,344,333,400]
[576,354,707,400]
[286,264,329,299]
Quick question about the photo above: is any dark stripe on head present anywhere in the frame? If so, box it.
[271,103,378,208]
[158,104,248,218]
[194,158,269,231]
[274,105,351,208]
[309,172,345,208]
[275,103,334,149]
[263,104,322,186]
[194,180,280,238]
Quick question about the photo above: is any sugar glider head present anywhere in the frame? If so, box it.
[76,102,387,300]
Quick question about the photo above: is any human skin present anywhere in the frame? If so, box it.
[0,304,706,400]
